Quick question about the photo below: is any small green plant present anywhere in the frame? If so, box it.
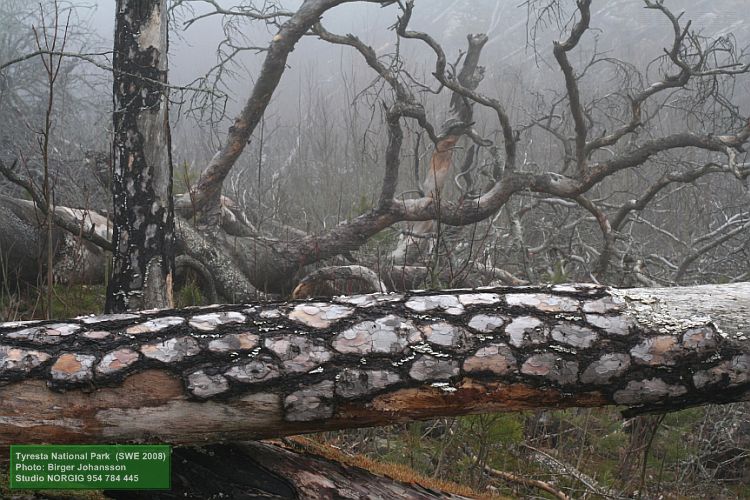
[546,259,569,284]
[174,160,198,195]
[176,276,205,307]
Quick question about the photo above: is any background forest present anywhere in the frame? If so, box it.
[0,0,749,498]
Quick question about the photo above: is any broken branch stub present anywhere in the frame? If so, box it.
[0,283,748,444]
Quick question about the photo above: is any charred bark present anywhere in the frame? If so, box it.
[106,441,469,499]
[108,0,174,312]
[0,283,748,444]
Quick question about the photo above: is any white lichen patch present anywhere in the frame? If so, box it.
[431,382,458,393]
[82,331,111,340]
[505,316,546,348]
[551,323,598,349]
[284,380,335,421]
[693,354,749,389]
[334,293,404,308]
[208,332,260,353]
[259,309,282,319]
[140,337,201,363]
[463,343,517,374]
[458,293,501,306]
[630,336,681,365]
[335,369,401,398]
[411,342,451,358]
[419,321,466,348]
[506,293,578,313]
[550,283,603,294]
[585,314,631,336]
[521,353,578,385]
[582,295,625,314]
[391,352,417,367]
[408,355,460,381]
[187,370,229,398]
[405,295,464,315]
[126,316,185,335]
[189,311,246,331]
[467,314,507,333]
[7,323,81,344]
[96,348,139,375]
[0,320,41,328]
[225,358,281,383]
[580,353,631,384]
[50,353,96,382]
[615,289,717,335]
[288,303,353,328]
[0,345,51,373]
[614,378,687,405]
[79,313,139,324]
[265,335,331,372]
[333,315,420,355]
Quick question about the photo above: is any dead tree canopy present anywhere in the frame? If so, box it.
[0,282,748,445]
[2,0,750,299]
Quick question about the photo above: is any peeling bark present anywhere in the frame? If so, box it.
[392,34,487,266]
[0,283,747,444]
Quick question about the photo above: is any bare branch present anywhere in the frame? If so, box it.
[0,158,113,251]
[552,0,590,175]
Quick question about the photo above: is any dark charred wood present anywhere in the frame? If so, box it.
[108,0,174,313]
[105,441,468,499]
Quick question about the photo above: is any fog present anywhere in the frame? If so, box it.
[1,0,748,284]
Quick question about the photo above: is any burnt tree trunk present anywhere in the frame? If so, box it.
[0,283,748,444]
[106,441,470,499]
[107,0,174,312]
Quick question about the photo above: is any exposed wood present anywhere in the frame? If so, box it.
[0,195,108,285]
[481,462,570,500]
[293,265,388,299]
[392,34,487,266]
[0,283,747,444]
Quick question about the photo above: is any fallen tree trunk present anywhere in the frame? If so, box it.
[0,283,748,444]
[106,441,471,499]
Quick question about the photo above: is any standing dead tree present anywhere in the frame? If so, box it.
[107,0,175,313]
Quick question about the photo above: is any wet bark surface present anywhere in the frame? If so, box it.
[0,284,747,444]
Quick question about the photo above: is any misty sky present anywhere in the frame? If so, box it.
[84,1,745,88]
[74,0,748,133]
